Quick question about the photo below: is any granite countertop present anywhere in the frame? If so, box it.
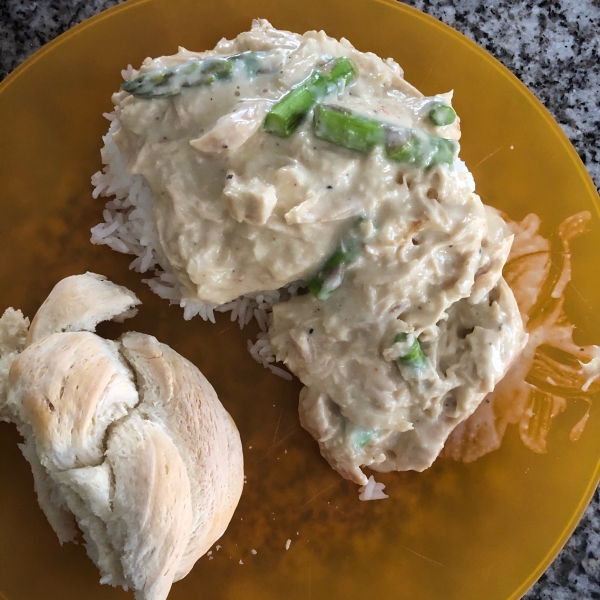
[0,0,599,598]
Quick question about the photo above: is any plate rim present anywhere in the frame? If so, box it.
[0,1,598,598]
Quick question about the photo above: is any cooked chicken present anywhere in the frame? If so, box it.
[93,21,526,488]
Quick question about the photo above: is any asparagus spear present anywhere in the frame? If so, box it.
[427,136,458,166]
[229,51,281,76]
[313,104,384,152]
[384,131,423,164]
[122,58,233,99]
[263,57,357,138]
[428,103,457,126]
[394,333,427,369]
[354,429,374,448]
[121,52,273,99]
[385,129,458,167]
[263,72,330,138]
[306,245,352,300]
[325,56,357,87]
[314,104,458,167]
[307,226,362,300]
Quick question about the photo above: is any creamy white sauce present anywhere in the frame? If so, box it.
[113,21,461,305]
[114,20,527,485]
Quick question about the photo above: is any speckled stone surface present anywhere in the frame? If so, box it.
[0,1,599,598]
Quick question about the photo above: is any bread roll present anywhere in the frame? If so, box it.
[0,273,244,600]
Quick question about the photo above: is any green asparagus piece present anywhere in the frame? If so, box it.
[394,333,427,369]
[264,57,358,138]
[307,247,350,300]
[427,136,458,166]
[229,51,283,77]
[313,104,385,153]
[354,429,374,448]
[122,58,233,99]
[264,73,329,137]
[428,103,457,126]
[121,52,276,99]
[326,57,357,87]
[385,129,458,167]
[307,227,362,301]
[384,131,423,165]
[313,104,458,167]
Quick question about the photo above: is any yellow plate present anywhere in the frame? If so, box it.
[0,1,599,599]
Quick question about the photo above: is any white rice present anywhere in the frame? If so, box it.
[90,109,297,379]
[358,476,388,501]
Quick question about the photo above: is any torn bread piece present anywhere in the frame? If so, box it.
[0,272,244,600]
